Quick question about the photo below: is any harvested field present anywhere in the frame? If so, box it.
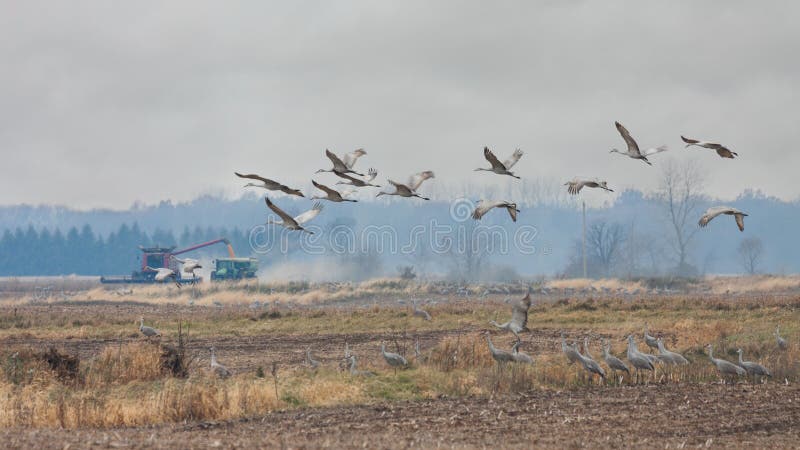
[2,383,799,449]
[1,282,799,447]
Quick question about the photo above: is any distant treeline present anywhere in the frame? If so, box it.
[0,223,254,276]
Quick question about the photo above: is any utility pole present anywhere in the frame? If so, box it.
[582,201,587,278]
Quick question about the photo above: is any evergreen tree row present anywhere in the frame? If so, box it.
[0,223,254,276]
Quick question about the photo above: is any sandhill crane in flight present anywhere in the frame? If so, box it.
[342,148,367,169]
[172,257,201,277]
[706,344,745,383]
[699,206,748,232]
[334,168,380,187]
[489,288,532,338]
[681,136,737,159]
[139,317,161,338]
[475,147,523,179]
[263,197,323,234]
[472,200,519,222]
[234,172,304,197]
[737,349,771,381]
[610,122,663,166]
[316,149,364,176]
[144,266,181,288]
[775,327,788,350]
[311,181,358,203]
[210,347,231,378]
[564,179,614,195]
[376,171,435,200]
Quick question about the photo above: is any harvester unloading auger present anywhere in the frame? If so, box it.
[100,237,258,284]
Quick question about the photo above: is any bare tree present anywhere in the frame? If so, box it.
[738,237,764,275]
[656,159,705,275]
[586,221,626,277]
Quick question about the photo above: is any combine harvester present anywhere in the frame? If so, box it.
[100,238,258,284]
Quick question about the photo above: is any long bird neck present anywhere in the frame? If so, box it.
[349,356,356,372]
[738,351,744,364]
[211,351,217,365]
[486,335,496,354]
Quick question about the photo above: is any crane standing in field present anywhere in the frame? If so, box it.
[210,347,231,379]
[577,338,606,384]
[775,327,788,350]
[737,348,771,382]
[643,323,659,353]
[627,335,655,383]
[706,344,745,384]
[602,339,629,385]
[381,342,408,374]
[489,288,532,339]
[475,147,524,179]
[347,355,376,377]
[306,346,320,370]
[139,317,161,339]
[485,332,514,365]
[510,339,534,365]
[412,299,431,321]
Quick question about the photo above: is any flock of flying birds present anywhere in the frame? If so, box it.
[233,121,749,234]
[144,122,750,289]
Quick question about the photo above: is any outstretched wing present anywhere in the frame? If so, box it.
[333,170,362,184]
[615,122,641,155]
[734,212,746,232]
[510,289,532,331]
[503,148,523,169]
[566,179,584,195]
[698,206,732,228]
[294,202,324,224]
[235,172,270,183]
[483,147,505,170]
[681,136,700,145]
[312,180,340,197]
[366,168,378,183]
[264,197,296,225]
[642,145,669,157]
[406,171,435,191]
[505,203,518,222]
[325,149,349,171]
[343,149,366,169]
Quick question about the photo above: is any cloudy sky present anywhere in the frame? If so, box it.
[1,1,798,209]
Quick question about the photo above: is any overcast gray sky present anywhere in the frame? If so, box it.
[1,1,798,209]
